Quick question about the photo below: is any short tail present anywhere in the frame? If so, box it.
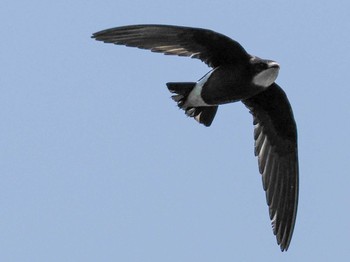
[166,82,218,127]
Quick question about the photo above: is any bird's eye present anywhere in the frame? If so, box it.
[257,62,266,70]
[253,62,266,72]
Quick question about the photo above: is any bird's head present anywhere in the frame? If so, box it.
[250,56,280,88]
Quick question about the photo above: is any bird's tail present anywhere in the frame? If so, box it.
[166,82,218,127]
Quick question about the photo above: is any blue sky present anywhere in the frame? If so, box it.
[2,0,350,261]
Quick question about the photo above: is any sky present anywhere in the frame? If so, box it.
[1,0,350,261]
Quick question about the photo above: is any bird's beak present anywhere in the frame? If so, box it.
[268,61,280,69]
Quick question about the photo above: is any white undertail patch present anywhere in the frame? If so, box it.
[184,69,216,108]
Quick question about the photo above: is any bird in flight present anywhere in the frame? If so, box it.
[92,24,298,251]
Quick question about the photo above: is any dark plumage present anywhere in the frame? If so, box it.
[92,24,298,251]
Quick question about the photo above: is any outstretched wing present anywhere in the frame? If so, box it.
[243,83,299,251]
[92,24,249,68]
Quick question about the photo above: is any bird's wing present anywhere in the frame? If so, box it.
[92,24,249,68]
[242,83,299,251]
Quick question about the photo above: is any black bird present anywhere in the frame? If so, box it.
[92,24,298,251]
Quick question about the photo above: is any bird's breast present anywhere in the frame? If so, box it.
[201,65,263,105]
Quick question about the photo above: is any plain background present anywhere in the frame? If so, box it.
[2,0,350,261]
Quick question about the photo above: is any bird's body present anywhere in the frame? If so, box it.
[92,24,298,251]
[191,61,279,105]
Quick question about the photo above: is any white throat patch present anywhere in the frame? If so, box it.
[253,67,279,88]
